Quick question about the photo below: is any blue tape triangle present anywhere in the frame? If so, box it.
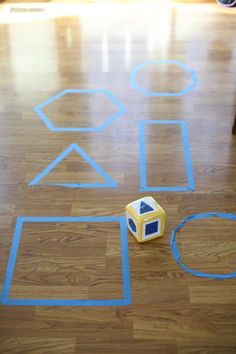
[140,201,154,214]
[29,143,117,188]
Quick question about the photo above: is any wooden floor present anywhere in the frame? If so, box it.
[0,1,236,353]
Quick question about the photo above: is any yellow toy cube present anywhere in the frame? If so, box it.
[126,196,166,243]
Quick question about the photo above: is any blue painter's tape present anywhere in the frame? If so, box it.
[181,121,195,191]
[130,60,197,96]
[120,217,132,303]
[22,216,124,223]
[34,89,126,132]
[139,120,195,192]
[29,143,117,189]
[170,212,236,279]
[1,218,24,303]
[1,216,131,306]
[2,298,128,306]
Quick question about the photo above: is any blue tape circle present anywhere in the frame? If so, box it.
[130,60,197,97]
[170,212,236,279]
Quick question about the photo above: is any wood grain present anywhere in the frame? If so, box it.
[0,1,236,353]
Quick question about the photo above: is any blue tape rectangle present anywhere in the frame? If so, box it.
[1,216,131,306]
[140,120,195,192]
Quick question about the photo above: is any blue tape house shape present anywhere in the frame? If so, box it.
[34,89,126,132]
[130,60,197,97]
[29,143,117,188]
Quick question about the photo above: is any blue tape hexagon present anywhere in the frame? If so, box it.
[130,60,197,97]
[34,89,126,132]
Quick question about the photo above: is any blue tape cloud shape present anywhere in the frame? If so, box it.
[130,60,197,96]
[139,120,195,192]
[34,89,126,132]
[1,216,131,306]
[29,143,117,188]
[170,212,236,279]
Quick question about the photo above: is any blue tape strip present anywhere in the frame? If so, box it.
[2,298,128,306]
[2,216,131,306]
[29,143,117,189]
[21,216,123,223]
[139,120,195,192]
[1,218,24,303]
[130,60,197,96]
[120,217,132,304]
[170,212,236,279]
[34,89,126,132]
[181,121,195,191]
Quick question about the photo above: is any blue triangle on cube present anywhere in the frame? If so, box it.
[140,201,154,214]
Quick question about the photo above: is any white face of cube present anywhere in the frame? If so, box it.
[132,197,158,216]
[126,213,138,240]
[142,218,161,241]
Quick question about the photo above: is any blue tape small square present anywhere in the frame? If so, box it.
[1,216,131,306]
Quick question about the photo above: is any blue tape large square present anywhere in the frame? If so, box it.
[140,120,195,192]
[1,216,131,306]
